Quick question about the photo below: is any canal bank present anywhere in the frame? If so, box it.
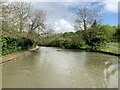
[0,46,39,64]
[79,47,120,56]
[40,45,120,56]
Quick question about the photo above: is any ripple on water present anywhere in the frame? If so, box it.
[2,47,118,88]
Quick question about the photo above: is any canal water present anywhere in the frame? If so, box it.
[2,47,119,88]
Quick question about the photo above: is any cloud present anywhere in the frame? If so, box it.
[32,2,75,23]
[7,1,118,32]
[101,0,119,13]
[9,0,119,13]
[31,1,118,33]
[54,19,74,33]
[8,0,119,2]
[31,2,76,33]
[9,0,77,2]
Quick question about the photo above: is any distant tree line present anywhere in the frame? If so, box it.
[40,7,119,54]
[49,24,118,49]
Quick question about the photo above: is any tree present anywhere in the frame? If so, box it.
[85,22,107,49]
[10,2,31,32]
[1,1,11,32]
[28,9,46,33]
[114,26,120,42]
[74,7,101,48]
[1,2,32,33]
[27,9,46,44]
[39,24,55,45]
[42,24,55,37]
[100,25,115,42]
[75,7,101,31]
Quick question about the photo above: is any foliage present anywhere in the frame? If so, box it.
[2,35,33,56]
[84,25,107,49]
[1,2,46,56]
[1,2,119,56]
[100,25,116,42]
[114,26,120,42]
[49,32,86,49]
[48,23,118,51]
[75,7,101,31]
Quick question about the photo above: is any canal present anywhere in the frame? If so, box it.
[2,47,119,88]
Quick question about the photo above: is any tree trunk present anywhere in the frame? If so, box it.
[83,19,87,31]
[83,19,87,40]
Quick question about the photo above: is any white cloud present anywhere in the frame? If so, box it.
[8,0,119,13]
[8,0,120,2]
[54,19,74,33]
[31,1,118,33]
[8,0,77,2]
[32,3,75,23]
[7,1,118,33]
[102,0,119,13]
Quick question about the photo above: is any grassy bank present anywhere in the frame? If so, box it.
[46,42,120,56]
[1,46,39,64]
[80,42,120,56]
[97,42,120,55]
[1,45,36,58]
[77,42,120,56]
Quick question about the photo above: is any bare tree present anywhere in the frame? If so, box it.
[1,1,12,33]
[42,24,55,37]
[10,2,31,32]
[75,7,100,31]
[26,9,46,44]
[28,9,46,33]
[1,1,46,44]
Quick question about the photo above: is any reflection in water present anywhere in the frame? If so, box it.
[0,65,2,89]
[104,60,118,88]
[118,57,120,90]
[2,47,118,88]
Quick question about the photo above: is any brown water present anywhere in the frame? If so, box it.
[2,47,119,88]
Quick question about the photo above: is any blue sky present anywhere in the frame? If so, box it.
[102,12,118,25]
[32,1,118,33]
[9,0,119,33]
[67,2,118,26]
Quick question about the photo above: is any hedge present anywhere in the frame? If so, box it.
[2,36,33,56]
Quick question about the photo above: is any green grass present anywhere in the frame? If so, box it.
[106,42,120,48]
[1,50,27,58]
[97,42,120,54]
[1,45,38,58]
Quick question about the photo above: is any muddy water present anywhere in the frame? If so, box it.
[2,47,118,88]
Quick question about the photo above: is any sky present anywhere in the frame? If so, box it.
[8,0,119,33]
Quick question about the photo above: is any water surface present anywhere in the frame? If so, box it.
[2,47,118,88]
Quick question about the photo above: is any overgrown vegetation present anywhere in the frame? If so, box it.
[1,1,119,56]
[2,36,33,56]
[47,24,119,54]
[1,1,46,56]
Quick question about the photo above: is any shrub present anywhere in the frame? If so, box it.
[2,36,33,56]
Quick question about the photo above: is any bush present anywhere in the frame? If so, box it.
[84,26,107,49]
[2,36,33,56]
